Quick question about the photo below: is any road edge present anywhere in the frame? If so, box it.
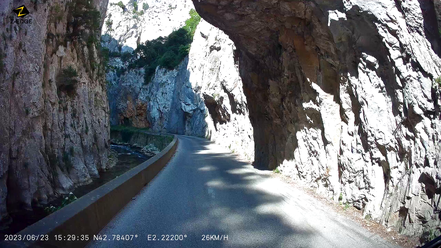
[7,136,179,248]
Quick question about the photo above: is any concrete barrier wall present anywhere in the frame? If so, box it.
[6,135,178,248]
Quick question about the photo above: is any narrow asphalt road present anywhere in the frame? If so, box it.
[88,136,400,248]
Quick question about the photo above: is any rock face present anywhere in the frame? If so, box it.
[0,0,110,225]
[104,1,254,160]
[103,0,194,49]
[193,0,441,240]
[102,0,194,128]
[188,20,254,160]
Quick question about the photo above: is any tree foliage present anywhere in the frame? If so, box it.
[184,9,201,38]
[129,10,201,84]
[113,1,126,11]
[69,0,101,34]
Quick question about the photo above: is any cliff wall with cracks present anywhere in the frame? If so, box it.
[104,1,254,161]
[192,0,441,240]
[0,0,110,226]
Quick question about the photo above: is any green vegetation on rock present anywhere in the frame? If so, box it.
[112,1,126,11]
[132,1,145,17]
[69,0,101,36]
[57,66,78,93]
[435,76,441,87]
[66,0,104,74]
[125,9,201,84]
[44,192,78,214]
[51,4,64,23]
[143,3,149,11]
[184,9,201,39]
[111,125,151,133]
[110,126,174,151]
[105,17,113,32]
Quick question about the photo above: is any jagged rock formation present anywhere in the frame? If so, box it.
[193,0,441,240]
[188,20,254,160]
[102,0,194,127]
[103,0,193,49]
[0,0,110,226]
[104,1,254,160]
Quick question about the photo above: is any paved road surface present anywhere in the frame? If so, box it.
[89,136,400,248]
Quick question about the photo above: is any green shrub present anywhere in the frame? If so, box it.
[105,18,113,32]
[133,2,138,11]
[113,1,126,11]
[87,34,99,47]
[143,3,149,10]
[184,9,201,38]
[159,51,179,69]
[67,0,102,73]
[100,47,110,68]
[69,0,101,33]
[44,192,78,214]
[132,5,144,16]
[131,10,200,84]
[52,4,64,22]
[435,76,441,87]
[62,150,73,170]
[57,66,78,92]
[121,52,132,62]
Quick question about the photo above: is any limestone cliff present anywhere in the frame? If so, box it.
[193,0,441,240]
[188,20,254,160]
[0,0,110,226]
[102,0,194,128]
[104,1,254,161]
[103,0,194,49]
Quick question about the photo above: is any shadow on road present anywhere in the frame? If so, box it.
[151,136,314,248]
[92,136,313,248]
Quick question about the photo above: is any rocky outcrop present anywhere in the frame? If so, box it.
[188,20,254,160]
[193,0,441,240]
[142,57,207,136]
[103,0,194,49]
[104,1,254,160]
[103,0,194,128]
[0,0,110,226]
[105,52,151,128]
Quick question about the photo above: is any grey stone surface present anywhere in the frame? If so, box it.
[104,9,254,161]
[0,0,111,225]
[192,0,441,241]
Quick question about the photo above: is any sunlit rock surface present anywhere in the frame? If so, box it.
[103,2,254,161]
[192,0,441,240]
[103,0,194,49]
